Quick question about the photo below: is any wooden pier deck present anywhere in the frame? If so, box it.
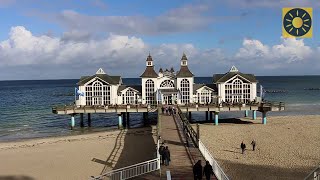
[158,112,217,179]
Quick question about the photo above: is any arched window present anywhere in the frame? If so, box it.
[145,79,155,105]
[200,88,211,104]
[160,80,174,88]
[85,79,110,106]
[180,79,190,104]
[125,89,135,104]
[225,77,250,103]
[93,81,103,105]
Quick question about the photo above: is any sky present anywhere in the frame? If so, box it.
[0,0,320,80]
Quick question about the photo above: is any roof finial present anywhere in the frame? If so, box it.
[181,52,187,60]
[146,53,153,61]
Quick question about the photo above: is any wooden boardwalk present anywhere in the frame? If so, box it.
[158,111,217,180]
[137,109,218,180]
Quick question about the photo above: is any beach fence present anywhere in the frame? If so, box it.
[199,140,229,180]
[176,106,229,180]
[304,165,320,180]
[90,140,161,180]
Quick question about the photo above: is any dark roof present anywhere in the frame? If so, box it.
[176,66,194,77]
[159,68,163,73]
[140,66,158,78]
[146,54,153,61]
[117,85,142,94]
[181,53,188,60]
[170,67,174,72]
[193,84,217,94]
[78,74,121,85]
[213,72,257,83]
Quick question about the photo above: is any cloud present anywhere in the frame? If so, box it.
[0,0,15,8]
[0,26,319,80]
[44,3,214,36]
[223,0,320,8]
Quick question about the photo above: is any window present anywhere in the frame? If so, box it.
[200,88,211,104]
[125,89,135,104]
[180,79,190,104]
[160,80,174,88]
[148,62,151,66]
[145,79,155,105]
[85,79,111,105]
[224,77,250,103]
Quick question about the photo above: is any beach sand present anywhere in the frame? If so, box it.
[0,127,157,180]
[199,115,320,180]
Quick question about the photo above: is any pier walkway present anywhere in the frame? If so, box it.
[158,111,217,179]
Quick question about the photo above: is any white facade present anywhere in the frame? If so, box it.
[76,57,258,106]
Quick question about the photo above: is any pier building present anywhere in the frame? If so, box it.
[75,53,258,106]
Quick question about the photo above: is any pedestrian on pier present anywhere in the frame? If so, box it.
[203,161,214,180]
[163,146,171,166]
[168,106,172,115]
[251,140,256,151]
[193,160,203,180]
[161,106,164,114]
[165,106,168,115]
[241,141,246,154]
[159,143,165,165]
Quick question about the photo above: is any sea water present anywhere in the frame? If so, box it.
[0,76,319,141]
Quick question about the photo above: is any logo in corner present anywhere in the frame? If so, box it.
[282,7,312,38]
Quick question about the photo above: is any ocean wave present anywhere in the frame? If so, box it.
[8,129,21,132]
[286,103,320,107]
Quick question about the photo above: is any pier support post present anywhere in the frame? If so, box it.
[210,111,213,121]
[188,112,192,120]
[80,113,84,128]
[70,114,75,129]
[245,110,248,117]
[118,113,123,129]
[205,111,208,121]
[122,112,126,127]
[127,112,130,128]
[252,110,257,120]
[262,112,267,124]
[214,112,219,126]
[88,113,91,127]
[143,112,148,125]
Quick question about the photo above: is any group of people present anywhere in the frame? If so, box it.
[193,160,214,180]
[159,143,171,166]
[161,106,176,115]
[241,140,256,154]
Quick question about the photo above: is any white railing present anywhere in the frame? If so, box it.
[304,165,320,180]
[91,140,161,180]
[198,140,229,180]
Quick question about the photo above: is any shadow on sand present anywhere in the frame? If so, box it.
[217,158,311,180]
[193,118,253,124]
[92,126,157,175]
[0,176,34,180]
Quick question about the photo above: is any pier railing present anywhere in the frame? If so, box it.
[177,107,199,147]
[198,140,229,180]
[90,140,161,180]
[304,165,320,180]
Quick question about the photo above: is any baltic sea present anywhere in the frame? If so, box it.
[0,76,319,142]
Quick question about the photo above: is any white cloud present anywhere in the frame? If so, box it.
[0,26,319,80]
[223,0,320,8]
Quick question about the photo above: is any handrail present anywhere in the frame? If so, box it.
[176,106,198,147]
[304,165,320,180]
[198,140,229,180]
[90,140,161,180]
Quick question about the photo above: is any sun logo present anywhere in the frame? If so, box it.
[282,8,312,38]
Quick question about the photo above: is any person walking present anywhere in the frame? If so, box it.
[163,146,171,166]
[251,140,256,151]
[159,143,165,165]
[241,141,246,154]
[203,161,214,180]
[193,160,203,180]
[161,106,164,114]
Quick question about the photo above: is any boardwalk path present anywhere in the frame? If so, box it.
[138,109,217,179]
[158,111,217,180]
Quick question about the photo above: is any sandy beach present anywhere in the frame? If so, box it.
[0,127,157,180]
[199,115,320,180]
